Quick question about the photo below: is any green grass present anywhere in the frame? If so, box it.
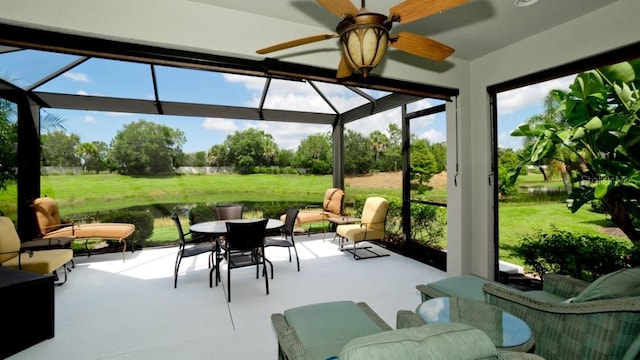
[0,173,628,269]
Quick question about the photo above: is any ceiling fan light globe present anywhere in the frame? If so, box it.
[339,23,389,77]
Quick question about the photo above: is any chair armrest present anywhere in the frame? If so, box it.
[356,302,392,331]
[271,313,312,360]
[542,273,590,298]
[483,282,640,314]
[396,310,424,329]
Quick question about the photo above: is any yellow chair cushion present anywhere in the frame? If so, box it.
[2,249,73,274]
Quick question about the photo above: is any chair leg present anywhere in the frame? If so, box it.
[174,254,183,288]
[227,260,231,302]
[264,259,269,295]
[293,246,300,271]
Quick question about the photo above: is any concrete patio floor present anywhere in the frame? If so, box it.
[9,232,446,360]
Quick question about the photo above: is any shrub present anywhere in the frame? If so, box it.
[188,203,216,224]
[513,226,633,281]
[99,210,154,248]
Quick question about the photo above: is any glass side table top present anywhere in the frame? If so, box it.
[418,297,533,351]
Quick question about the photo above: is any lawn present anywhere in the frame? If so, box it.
[0,172,628,268]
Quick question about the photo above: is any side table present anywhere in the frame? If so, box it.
[417,296,534,353]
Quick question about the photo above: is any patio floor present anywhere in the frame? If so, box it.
[9,232,446,360]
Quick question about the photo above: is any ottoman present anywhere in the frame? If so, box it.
[271,301,392,360]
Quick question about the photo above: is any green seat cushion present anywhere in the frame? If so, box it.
[573,267,640,303]
[338,323,500,360]
[284,301,384,360]
[428,275,488,302]
[523,290,567,303]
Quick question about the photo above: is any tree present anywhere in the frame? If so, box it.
[410,139,438,189]
[517,92,576,193]
[379,123,402,172]
[292,133,332,174]
[223,128,278,174]
[41,130,81,166]
[510,60,640,243]
[110,119,186,175]
[0,98,18,190]
[274,149,294,167]
[207,144,229,167]
[345,129,373,175]
[368,130,389,168]
[76,141,110,173]
[430,142,447,173]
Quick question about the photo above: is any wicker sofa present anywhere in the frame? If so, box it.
[416,270,640,360]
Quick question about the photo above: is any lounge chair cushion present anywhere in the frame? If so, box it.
[0,216,73,275]
[572,267,640,302]
[283,301,383,360]
[425,275,489,302]
[338,323,500,360]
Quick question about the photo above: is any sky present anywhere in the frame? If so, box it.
[2,49,576,154]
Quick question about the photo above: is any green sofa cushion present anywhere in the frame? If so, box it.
[428,275,488,302]
[338,323,500,360]
[284,301,384,360]
[573,267,640,303]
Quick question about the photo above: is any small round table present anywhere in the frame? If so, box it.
[417,297,534,353]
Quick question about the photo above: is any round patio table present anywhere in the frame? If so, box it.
[190,218,284,235]
[417,297,534,353]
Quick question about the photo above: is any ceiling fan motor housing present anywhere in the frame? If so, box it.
[337,12,391,77]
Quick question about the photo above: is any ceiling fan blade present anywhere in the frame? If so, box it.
[316,0,359,18]
[389,32,454,61]
[389,0,468,24]
[256,34,338,54]
[337,55,354,78]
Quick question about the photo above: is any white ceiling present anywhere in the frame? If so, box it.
[189,0,619,61]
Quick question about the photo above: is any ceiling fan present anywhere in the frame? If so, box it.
[256,0,469,78]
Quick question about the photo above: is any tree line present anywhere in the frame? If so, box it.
[0,114,447,185]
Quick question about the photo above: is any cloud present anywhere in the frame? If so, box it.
[498,74,575,116]
[254,120,331,150]
[77,90,88,96]
[498,130,524,149]
[63,72,90,83]
[202,118,239,132]
[84,115,96,123]
[421,129,445,143]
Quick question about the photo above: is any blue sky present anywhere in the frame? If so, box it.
[1,50,576,153]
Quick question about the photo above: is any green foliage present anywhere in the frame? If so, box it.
[188,203,216,224]
[41,130,81,166]
[410,139,438,187]
[207,144,230,166]
[513,227,634,281]
[292,133,332,174]
[344,129,373,175]
[110,119,185,175]
[98,210,154,248]
[510,60,640,242]
[498,164,519,197]
[224,128,278,174]
[0,99,18,190]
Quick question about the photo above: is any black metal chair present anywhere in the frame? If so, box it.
[171,213,215,288]
[265,207,300,272]
[211,218,270,302]
[215,205,243,220]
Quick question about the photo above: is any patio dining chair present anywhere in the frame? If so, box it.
[171,213,215,288]
[215,204,243,220]
[212,218,270,302]
[265,207,300,272]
